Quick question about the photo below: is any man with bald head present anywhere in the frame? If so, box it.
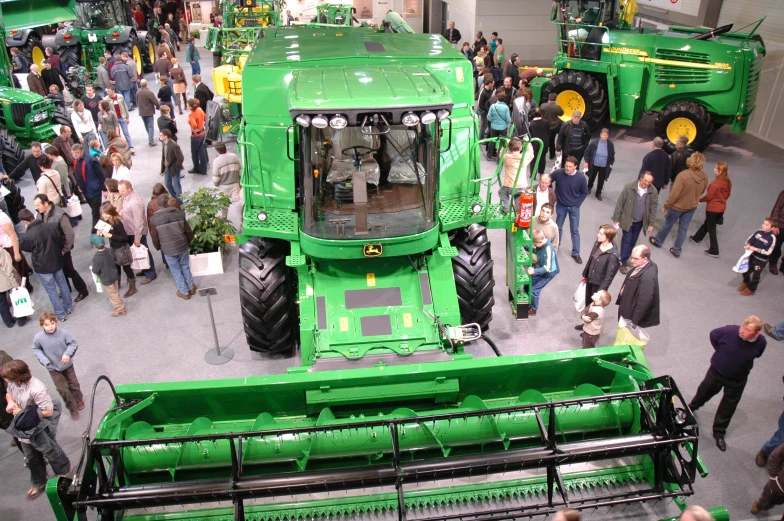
[616,244,659,331]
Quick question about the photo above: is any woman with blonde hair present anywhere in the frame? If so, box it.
[690,161,732,258]
[110,153,131,182]
[169,57,188,114]
[96,203,137,297]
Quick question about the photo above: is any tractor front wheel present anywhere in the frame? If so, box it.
[0,129,25,174]
[58,45,81,71]
[239,237,298,356]
[542,71,608,130]
[655,101,714,152]
[18,34,46,69]
[451,224,495,331]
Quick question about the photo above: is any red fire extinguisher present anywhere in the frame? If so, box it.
[516,190,534,228]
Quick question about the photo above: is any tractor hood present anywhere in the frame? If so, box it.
[288,66,453,125]
[0,86,47,103]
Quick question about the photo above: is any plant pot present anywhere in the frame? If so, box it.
[189,250,224,277]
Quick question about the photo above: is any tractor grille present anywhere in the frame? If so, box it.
[745,54,763,111]
[654,49,711,85]
[10,103,32,128]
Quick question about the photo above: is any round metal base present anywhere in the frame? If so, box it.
[204,347,234,365]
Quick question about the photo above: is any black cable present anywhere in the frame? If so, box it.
[481,334,502,357]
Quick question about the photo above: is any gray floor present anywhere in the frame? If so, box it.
[1,49,784,520]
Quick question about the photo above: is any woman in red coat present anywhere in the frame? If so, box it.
[690,161,732,258]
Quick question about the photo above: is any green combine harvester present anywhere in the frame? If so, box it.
[531,0,765,150]
[49,24,722,521]
[0,0,76,172]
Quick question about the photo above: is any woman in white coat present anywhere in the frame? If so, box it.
[110,153,131,183]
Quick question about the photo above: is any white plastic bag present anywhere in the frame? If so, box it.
[10,279,34,317]
[573,281,586,312]
[88,266,104,293]
[732,250,752,273]
[66,195,82,217]
[130,244,151,271]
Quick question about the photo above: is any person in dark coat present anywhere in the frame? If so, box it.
[669,135,694,185]
[1,176,25,223]
[72,144,106,227]
[639,137,671,192]
[751,432,784,514]
[40,60,66,93]
[192,74,214,115]
[27,65,47,97]
[444,22,461,44]
[616,244,660,329]
[8,142,45,183]
[577,224,620,329]
[556,110,590,166]
[528,108,550,177]
[582,128,615,201]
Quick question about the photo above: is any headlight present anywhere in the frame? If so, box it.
[329,115,348,129]
[437,109,450,121]
[311,115,328,129]
[420,111,436,125]
[295,114,310,127]
[257,210,268,222]
[402,112,419,126]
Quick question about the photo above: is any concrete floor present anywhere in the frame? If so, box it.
[1,49,784,521]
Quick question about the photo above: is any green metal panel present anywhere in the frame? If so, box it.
[0,0,75,31]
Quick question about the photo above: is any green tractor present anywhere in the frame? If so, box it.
[205,0,286,68]
[0,0,75,173]
[531,0,765,150]
[45,0,155,77]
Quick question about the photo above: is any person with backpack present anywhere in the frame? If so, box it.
[486,91,511,160]
[9,48,29,74]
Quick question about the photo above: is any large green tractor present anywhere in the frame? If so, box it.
[0,0,75,172]
[45,0,155,77]
[531,0,765,150]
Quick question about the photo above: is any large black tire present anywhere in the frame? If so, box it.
[52,105,74,136]
[0,129,25,174]
[451,224,495,331]
[239,237,298,356]
[542,70,608,130]
[18,34,46,69]
[58,45,81,71]
[654,101,714,153]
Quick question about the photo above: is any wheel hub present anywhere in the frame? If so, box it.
[32,46,45,68]
[666,117,697,144]
[133,46,143,76]
[148,42,156,64]
[555,90,586,122]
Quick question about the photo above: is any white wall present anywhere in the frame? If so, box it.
[475,0,556,66]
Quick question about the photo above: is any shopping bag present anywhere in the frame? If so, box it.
[732,250,752,273]
[10,279,34,317]
[88,266,104,293]
[66,195,82,217]
[613,326,647,349]
[573,281,586,311]
[551,155,562,172]
[130,244,151,271]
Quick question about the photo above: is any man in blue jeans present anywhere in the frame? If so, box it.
[551,156,588,263]
[612,173,658,274]
[149,194,197,300]
[18,209,73,321]
[160,129,184,204]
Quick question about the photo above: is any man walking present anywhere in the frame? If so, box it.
[32,312,84,419]
[136,79,161,147]
[34,194,89,302]
[110,54,135,111]
[187,98,208,174]
[639,137,671,192]
[582,128,614,201]
[72,144,106,227]
[755,379,784,467]
[616,244,659,331]
[551,156,588,263]
[160,129,185,203]
[768,189,784,275]
[540,94,564,161]
[18,209,73,321]
[149,193,197,300]
[118,180,157,284]
[751,438,784,515]
[186,37,201,75]
[669,135,693,185]
[81,84,102,127]
[556,110,590,167]
[613,172,658,274]
[688,316,767,451]
[103,85,135,154]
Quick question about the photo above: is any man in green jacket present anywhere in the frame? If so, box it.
[186,37,201,76]
[612,172,658,274]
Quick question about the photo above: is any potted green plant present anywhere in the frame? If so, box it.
[182,188,236,276]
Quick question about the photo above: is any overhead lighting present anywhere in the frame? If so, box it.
[312,115,329,129]
[329,115,348,129]
[295,115,310,127]
[420,111,436,125]
[437,109,450,121]
[257,210,268,222]
[402,112,420,127]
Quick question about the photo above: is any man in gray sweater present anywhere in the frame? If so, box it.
[31,311,83,418]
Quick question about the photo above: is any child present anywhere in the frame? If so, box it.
[88,139,102,157]
[31,312,84,418]
[499,137,534,214]
[581,290,611,348]
[526,228,560,317]
[740,217,777,296]
[90,234,126,316]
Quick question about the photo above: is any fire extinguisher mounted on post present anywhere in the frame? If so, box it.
[516,190,534,228]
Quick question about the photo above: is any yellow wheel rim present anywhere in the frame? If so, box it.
[133,45,143,76]
[556,90,586,122]
[148,42,156,64]
[32,46,45,68]
[666,117,697,144]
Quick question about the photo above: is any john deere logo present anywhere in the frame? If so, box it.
[363,244,382,257]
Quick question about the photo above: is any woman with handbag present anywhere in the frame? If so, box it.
[34,156,63,207]
[690,162,732,258]
[95,203,137,298]
[169,58,188,115]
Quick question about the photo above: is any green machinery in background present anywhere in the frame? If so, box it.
[48,346,723,521]
[530,0,765,150]
[205,0,286,69]
[43,0,155,77]
[0,0,76,172]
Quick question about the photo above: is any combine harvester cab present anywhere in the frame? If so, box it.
[48,347,723,521]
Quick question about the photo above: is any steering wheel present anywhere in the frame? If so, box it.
[342,146,374,168]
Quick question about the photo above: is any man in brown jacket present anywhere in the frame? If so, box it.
[649,152,708,258]
[136,79,161,147]
[27,65,47,97]
[768,189,784,275]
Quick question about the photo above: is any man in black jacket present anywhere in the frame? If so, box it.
[18,209,73,321]
[639,137,671,192]
[7,142,44,183]
[40,60,66,93]
[616,244,659,330]
[669,136,693,185]
[582,128,615,201]
[503,54,520,89]
[556,110,590,166]
[444,22,461,45]
[192,74,214,116]
[528,108,550,177]
[149,193,196,300]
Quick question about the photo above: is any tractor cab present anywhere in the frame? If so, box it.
[74,0,133,31]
